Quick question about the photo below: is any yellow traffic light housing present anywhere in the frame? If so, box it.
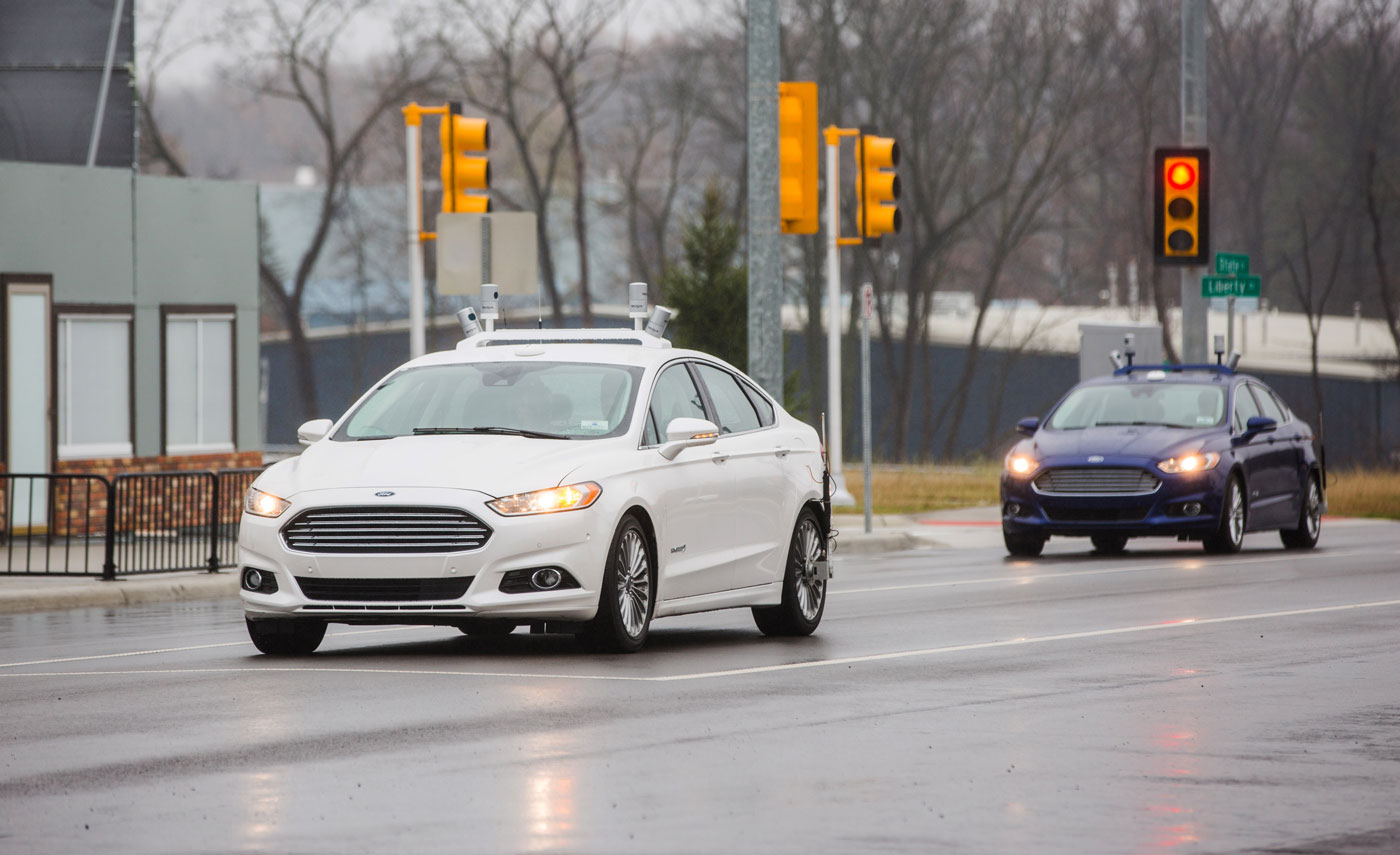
[857,134,901,239]
[440,104,490,213]
[778,81,819,234]
[1154,147,1209,265]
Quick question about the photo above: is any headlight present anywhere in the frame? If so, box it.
[1005,454,1037,476]
[244,486,291,518]
[1156,452,1220,474]
[487,482,602,516]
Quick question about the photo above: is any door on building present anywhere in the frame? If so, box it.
[4,278,53,533]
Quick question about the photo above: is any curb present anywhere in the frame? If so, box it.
[0,573,239,615]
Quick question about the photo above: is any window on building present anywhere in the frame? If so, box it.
[165,313,235,453]
[57,313,132,459]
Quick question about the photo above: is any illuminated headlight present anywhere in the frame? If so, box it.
[488,482,602,516]
[1005,454,1037,476]
[1156,452,1220,474]
[244,486,291,518]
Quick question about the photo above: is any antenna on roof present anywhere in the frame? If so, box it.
[629,282,649,331]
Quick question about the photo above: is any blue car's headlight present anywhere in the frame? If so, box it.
[1156,452,1220,474]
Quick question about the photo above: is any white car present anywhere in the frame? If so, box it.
[239,326,830,654]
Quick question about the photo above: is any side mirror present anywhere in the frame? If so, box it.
[1015,417,1040,437]
[297,418,334,447]
[1231,415,1277,446]
[658,417,720,461]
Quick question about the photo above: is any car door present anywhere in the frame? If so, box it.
[692,362,786,590]
[1246,382,1301,526]
[641,361,734,601]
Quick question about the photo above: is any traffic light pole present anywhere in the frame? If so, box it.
[1179,0,1209,363]
[405,118,426,359]
[824,127,861,507]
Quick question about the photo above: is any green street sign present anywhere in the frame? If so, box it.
[1202,275,1261,299]
[1215,252,1249,276]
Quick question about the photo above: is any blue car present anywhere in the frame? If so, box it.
[1000,363,1324,557]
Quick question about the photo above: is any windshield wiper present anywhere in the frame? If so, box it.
[412,426,571,440]
[1090,420,1165,427]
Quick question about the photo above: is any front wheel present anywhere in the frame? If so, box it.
[1004,527,1046,557]
[1280,473,1322,550]
[246,617,326,655]
[577,516,655,653]
[1203,475,1246,554]
[753,508,827,637]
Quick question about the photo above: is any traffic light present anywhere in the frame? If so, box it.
[778,81,819,234]
[440,103,489,213]
[857,134,901,239]
[1153,147,1209,265]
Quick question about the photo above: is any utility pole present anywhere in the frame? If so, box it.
[746,0,782,396]
[1180,0,1209,362]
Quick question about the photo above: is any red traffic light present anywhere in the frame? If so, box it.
[1166,160,1196,190]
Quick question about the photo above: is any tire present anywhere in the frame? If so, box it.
[1280,472,1322,550]
[246,617,326,655]
[1003,527,1046,558]
[1203,474,1246,554]
[753,508,827,637]
[1090,534,1128,555]
[577,516,655,653]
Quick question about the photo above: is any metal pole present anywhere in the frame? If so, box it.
[1179,0,1209,363]
[746,0,782,396]
[87,0,126,167]
[1226,296,1235,356]
[406,122,426,358]
[861,284,873,534]
[825,136,854,505]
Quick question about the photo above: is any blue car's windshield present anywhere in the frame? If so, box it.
[1047,382,1225,430]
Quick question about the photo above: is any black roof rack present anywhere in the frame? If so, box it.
[1113,363,1234,377]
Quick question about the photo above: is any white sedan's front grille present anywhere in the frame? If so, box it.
[280,506,492,554]
[1033,468,1161,496]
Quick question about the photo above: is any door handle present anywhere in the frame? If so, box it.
[774,447,791,458]
[711,453,729,464]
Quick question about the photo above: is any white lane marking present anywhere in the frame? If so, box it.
[0,626,425,669]
[3,598,1398,684]
[835,550,1378,595]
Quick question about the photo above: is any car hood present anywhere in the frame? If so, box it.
[274,435,600,498]
[1028,425,1217,461]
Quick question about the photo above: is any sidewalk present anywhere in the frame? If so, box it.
[0,506,1003,615]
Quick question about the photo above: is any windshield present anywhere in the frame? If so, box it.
[334,361,643,441]
[1047,382,1225,430]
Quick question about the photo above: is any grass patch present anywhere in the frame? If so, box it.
[845,463,1400,521]
[1325,468,1400,520]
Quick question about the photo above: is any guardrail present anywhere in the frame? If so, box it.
[1,468,263,579]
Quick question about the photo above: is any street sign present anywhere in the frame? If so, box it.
[861,283,874,319]
[1215,252,1249,276]
[1202,275,1261,299]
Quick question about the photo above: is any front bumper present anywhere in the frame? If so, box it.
[237,486,609,623]
[1000,465,1227,538]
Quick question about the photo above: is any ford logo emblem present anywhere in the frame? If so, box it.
[1087,455,1104,463]
[374,491,395,497]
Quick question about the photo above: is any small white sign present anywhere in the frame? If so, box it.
[862,283,874,319]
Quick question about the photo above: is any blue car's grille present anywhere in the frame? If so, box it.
[1033,467,1160,496]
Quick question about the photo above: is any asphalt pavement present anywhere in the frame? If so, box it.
[0,506,1005,615]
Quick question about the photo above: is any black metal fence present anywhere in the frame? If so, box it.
[1,468,263,579]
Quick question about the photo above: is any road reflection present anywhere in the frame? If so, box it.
[517,718,578,852]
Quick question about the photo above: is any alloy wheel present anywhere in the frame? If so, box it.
[794,517,825,621]
[616,528,651,638]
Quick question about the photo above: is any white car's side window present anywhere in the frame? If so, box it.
[644,363,707,446]
[694,363,762,434]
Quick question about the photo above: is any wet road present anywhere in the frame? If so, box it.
[3,520,1399,854]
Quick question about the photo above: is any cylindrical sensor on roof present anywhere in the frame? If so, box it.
[644,306,672,338]
[457,306,482,338]
[630,282,649,330]
[481,284,499,318]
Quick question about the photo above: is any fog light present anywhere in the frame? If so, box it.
[531,568,563,590]
[1005,502,1023,517]
[242,569,262,590]
[1183,501,1202,516]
